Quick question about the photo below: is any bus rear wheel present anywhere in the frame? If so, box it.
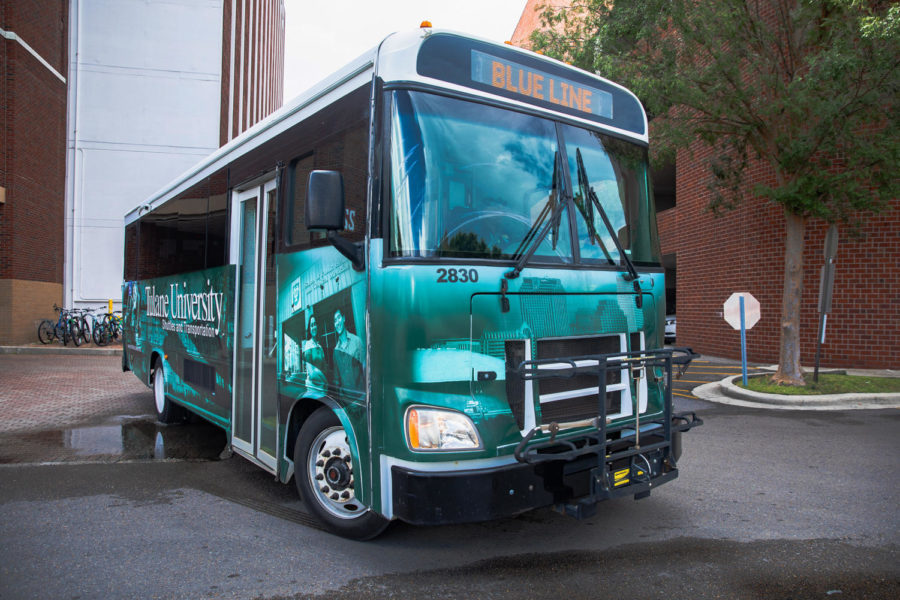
[293,408,389,540]
[153,361,184,424]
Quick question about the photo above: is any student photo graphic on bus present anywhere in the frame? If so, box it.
[302,313,327,390]
[332,308,364,392]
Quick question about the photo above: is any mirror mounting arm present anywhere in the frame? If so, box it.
[326,231,365,271]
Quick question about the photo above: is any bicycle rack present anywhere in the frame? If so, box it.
[512,347,703,517]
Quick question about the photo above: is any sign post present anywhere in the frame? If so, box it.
[814,225,839,383]
[724,292,761,386]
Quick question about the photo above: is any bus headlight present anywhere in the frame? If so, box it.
[406,407,482,451]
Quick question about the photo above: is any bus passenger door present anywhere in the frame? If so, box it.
[231,178,278,472]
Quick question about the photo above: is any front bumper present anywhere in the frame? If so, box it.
[391,347,703,526]
[390,423,692,525]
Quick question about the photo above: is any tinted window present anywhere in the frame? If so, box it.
[130,176,229,280]
[286,87,370,249]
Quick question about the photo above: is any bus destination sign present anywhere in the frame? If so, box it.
[471,50,613,120]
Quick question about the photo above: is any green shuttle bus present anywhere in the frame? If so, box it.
[122,29,702,539]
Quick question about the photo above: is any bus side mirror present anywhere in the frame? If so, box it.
[305,170,365,271]
[306,170,345,230]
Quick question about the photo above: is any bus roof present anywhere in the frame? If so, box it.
[125,29,647,225]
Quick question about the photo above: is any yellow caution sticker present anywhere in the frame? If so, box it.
[613,467,646,487]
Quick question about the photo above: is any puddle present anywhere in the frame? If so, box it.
[0,416,228,463]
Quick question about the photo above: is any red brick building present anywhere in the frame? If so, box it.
[513,0,899,369]
[0,0,69,344]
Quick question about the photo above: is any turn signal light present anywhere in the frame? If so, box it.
[420,20,432,28]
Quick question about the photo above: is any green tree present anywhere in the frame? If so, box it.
[532,0,899,384]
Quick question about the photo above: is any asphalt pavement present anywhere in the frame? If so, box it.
[1,351,898,599]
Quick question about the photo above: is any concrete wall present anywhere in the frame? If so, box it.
[64,0,226,310]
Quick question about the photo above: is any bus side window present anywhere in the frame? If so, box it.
[287,154,327,249]
[285,88,369,249]
[326,122,367,244]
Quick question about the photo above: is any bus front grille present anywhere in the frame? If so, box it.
[505,335,627,428]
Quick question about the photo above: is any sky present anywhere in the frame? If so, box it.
[282,0,529,101]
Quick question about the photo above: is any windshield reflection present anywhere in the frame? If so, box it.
[389,90,657,265]
[390,91,571,263]
[562,124,656,265]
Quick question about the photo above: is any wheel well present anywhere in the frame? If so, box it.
[285,399,328,467]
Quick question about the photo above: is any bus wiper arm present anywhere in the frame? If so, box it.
[505,152,566,280]
[575,148,640,283]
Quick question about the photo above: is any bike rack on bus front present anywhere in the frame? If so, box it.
[512,347,703,517]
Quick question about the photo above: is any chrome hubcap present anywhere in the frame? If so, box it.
[308,426,365,519]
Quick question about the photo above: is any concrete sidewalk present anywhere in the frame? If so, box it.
[692,362,900,411]
[0,343,121,356]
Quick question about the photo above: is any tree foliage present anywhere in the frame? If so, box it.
[531,0,899,222]
[531,0,899,383]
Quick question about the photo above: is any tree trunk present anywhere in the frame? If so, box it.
[772,208,806,385]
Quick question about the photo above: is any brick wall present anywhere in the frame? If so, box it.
[0,280,63,342]
[511,0,571,47]
[0,0,69,343]
[658,141,900,369]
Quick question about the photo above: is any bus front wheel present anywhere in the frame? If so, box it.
[293,408,389,540]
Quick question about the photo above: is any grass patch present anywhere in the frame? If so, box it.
[737,373,900,395]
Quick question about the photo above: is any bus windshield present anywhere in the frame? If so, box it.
[389,90,658,265]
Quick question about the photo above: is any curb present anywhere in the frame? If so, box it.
[0,345,122,356]
[693,376,900,411]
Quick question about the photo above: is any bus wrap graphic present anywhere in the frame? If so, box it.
[124,266,236,425]
[144,280,227,338]
[277,246,367,405]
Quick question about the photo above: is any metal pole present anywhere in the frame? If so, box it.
[740,296,748,387]
[814,314,827,383]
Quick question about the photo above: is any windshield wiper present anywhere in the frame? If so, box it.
[575,148,643,307]
[505,151,567,280]
[575,148,640,283]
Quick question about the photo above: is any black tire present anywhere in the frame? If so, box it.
[152,360,185,424]
[70,322,82,347]
[93,323,110,346]
[78,316,91,345]
[54,322,66,345]
[293,408,389,540]
[38,320,55,344]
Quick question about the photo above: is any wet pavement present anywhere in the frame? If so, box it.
[0,416,227,464]
[0,354,226,464]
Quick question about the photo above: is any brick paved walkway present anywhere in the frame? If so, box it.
[0,354,153,434]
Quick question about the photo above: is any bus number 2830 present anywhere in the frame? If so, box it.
[436,268,479,283]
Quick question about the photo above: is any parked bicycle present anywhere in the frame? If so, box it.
[37,305,83,346]
[92,310,123,346]
[75,308,104,346]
